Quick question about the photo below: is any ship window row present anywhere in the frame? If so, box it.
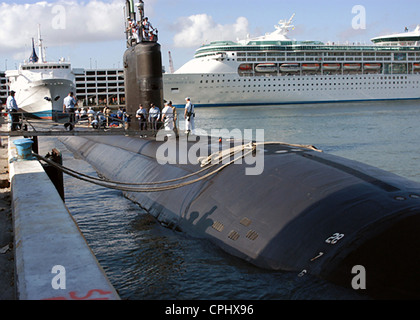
[85,70,121,76]
[21,65,70,70]
[196,47,420,61]
[77,88,124,93]
[199,80,418,88]
[241,52,405,57]
[237,52,419,59]
[76,81,124,86]
[237,58,399,62]
[207,84,419,94]
[238,57,398,62]
[215,87,415,94]
[199,75,410,82]
[76,77,124,81]
[196,46,420,58]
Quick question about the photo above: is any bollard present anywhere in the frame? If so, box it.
[43,149,65,202]
[23,136,39,155]
[13,138,34,160]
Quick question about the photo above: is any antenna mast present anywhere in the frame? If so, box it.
[38,24,46,63]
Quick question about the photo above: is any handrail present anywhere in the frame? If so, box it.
[1,109,181,136]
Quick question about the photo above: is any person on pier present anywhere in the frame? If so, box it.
[6,90,20,131]
[63,92,77,125]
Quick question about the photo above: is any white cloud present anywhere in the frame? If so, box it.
[173,14,249,48]
[0,0,125,54]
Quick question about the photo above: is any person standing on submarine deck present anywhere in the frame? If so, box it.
[149,103,160,131]
[184,97,195,134]
[136,104,147,131]
[125,0,158,45]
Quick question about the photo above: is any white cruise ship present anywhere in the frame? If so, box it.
[163,15,420,107]
[6,27,75,120]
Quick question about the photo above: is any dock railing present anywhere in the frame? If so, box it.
[0,110,181,137]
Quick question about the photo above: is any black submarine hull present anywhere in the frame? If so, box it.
[60,134,420,299]
[123,42,164,130]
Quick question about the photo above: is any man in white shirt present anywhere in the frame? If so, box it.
[161,102,174,132]
[184,97,195,134]
[80,107,87,119]
[6,90,20,131]
[87,107,95,125]
[136,104,147,131]
[63,92,77,124]
[148,103,160,131]
[142,17,154,41]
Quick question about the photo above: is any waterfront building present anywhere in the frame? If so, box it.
[0,72,9,105]
[73,68,125,107]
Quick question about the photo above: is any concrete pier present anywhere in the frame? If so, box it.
[0,125,119,300]
[0,130,14,299]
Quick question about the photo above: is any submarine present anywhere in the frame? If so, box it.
[59,1,419,299]
[60,134,420,299]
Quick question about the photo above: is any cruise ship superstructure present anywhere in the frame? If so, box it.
[6,27,75,120]
[163,16,420,107]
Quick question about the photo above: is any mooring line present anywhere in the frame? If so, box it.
[34,143,255,192]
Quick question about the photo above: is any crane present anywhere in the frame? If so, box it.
[168,51,174,74]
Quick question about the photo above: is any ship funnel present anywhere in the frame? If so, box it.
[29,38,39,63]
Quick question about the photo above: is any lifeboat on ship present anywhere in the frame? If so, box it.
[280,63,300,72]
[323,63,341,71]
[238,64,253,72]
[344,63,361,70]
[364,63,382,70]
[255,63,278,73]
[302,63,320,71]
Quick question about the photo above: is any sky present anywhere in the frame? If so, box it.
[1,0,419,72]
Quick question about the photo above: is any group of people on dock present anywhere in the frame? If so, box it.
[135,97,195,136]
[64,92,131,129]
[64,91,195,135]
[75,106,130,128]
[3,89,195,135]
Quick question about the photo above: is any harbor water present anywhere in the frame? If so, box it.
[40,100,420,300]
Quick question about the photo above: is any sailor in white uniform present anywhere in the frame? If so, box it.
[184,97,195,134]
[142,17,154,40]
[161,102,174,132]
